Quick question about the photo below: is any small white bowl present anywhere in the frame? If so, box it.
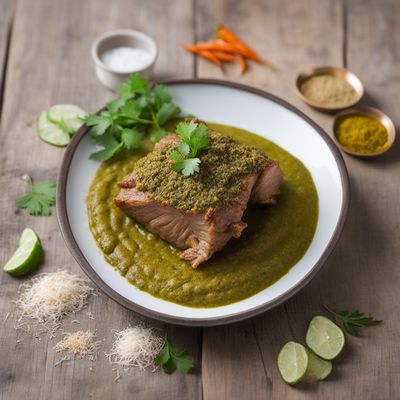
[91,29,157,91]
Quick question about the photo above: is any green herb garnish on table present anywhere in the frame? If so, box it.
[17,175,56,216]
[155,339,195,374]
[170,121,209,177]
[324,306,382,336]
[84,73,181,161]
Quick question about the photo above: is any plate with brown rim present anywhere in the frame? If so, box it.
[57,79,349,326]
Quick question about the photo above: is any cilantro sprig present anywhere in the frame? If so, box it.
[324,306,382,336]
[84,74,181,161]
[170,121,209,177]
[155,339,195,374]
[17,175,56,216]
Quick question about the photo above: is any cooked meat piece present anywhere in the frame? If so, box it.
[115,131,283,268]
[250,161,283,205]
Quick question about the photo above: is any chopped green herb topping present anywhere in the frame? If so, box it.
[134,129,270,211]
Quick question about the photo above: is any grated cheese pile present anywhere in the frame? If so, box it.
[55,330,101,357]
[16,271,94,332]
[107,326,165,371]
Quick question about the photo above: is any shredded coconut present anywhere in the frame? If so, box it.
[55,330,101,358]
[15,271,93,333]
[106,326,165,371]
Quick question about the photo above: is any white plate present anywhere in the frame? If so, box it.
[57,79,349,326]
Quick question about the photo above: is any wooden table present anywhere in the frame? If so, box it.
[1,0,399,398]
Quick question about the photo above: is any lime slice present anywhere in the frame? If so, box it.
[306,315,345,360]
[37,111,70,147]
[303,351,332,382]
[3,228,43,276]
[277,341,309,385]
[47,104,86,131]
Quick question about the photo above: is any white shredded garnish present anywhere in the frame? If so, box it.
[55,330,101,358]
[106,326,165,371]
[15,271,93,333]
[4,312,10,322]
[54,355,70,366]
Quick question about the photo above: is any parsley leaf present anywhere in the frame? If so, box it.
[17,180,56,216]
[84,73,181,161]
[324,306,382,336]
[170,121,209,176]
[155,339,195,374]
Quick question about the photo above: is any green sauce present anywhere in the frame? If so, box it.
[135,130,270,211]
[86,123,318,308]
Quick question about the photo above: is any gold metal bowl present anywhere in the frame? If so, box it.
[295,66,364,111]
[332,106,396,158]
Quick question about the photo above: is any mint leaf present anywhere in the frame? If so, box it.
[17,180,56,216]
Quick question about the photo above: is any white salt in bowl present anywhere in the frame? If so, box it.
[91,29,158,91]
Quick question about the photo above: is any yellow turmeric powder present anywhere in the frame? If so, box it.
[336,115,388,154]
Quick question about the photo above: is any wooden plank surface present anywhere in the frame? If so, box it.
[0,1,200,399]
[197,0,399,399]
[0,0,14,111]
[1,0,399,399]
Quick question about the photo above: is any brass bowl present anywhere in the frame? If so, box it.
[295,66,364,111]
[332,106,396,158]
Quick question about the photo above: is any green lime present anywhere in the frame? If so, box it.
[306,315,345,360]
[303,350,332,382]
[37,111,70,147]
[47,104,86,131]
[277,341,309,385]
[3,228,43,276]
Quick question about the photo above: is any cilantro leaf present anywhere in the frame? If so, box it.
[324,306,382,336]
[117,73,149,99]
[177,143,190,156]
[155,339,195,374]
[153,84,172,108]
[170,121,209,176]
[17,180,56,216]
[175,121,198,143]
[106,97,125,113]
[84,114,112,136]
[170,150,185,162]
[156,102,181,126]
[86,74,181,161]
[172,158,201,177]
[121,128,143,150]
[90,132,123,161]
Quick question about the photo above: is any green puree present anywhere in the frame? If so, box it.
[86,123,318,308]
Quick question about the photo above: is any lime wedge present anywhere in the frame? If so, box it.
[277,341,309,385]
[306,315,345,360]
[37,111,70,147]
[3,228,43,276]
[303,351,332,382]
[47,104,86,131]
